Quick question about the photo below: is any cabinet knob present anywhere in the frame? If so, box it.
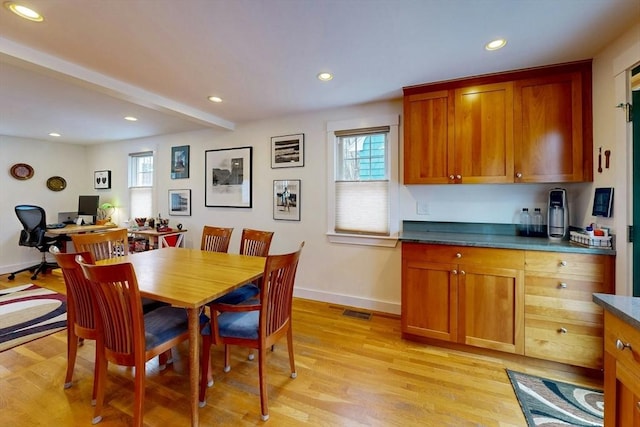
[559,260,567,267]
[616,339,632,351]
[558,282,568,289]
[558,327,568,334]
[516,172,523,178]
[449,175,455,180]
[452,269,458,275]
[456,253,462,258]
[460,270,465,275]
[456,175,462,180]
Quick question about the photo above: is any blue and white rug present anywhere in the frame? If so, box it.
[0,284,67,352]
[507,369,604,427]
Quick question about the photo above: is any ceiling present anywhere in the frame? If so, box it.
[1,0,639,145]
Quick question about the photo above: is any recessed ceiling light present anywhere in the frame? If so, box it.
[124,116,138,121]
[48,132,61,137]
[208,96,223,103]
[317,72,333,81]
[485,39,507,51]
[4,2,44,22]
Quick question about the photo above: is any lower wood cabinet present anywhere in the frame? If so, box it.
[401,243,615,369]
[401,243,524,354]
[603,311,640,426]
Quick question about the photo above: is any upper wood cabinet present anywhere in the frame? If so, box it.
[403,60,593,184]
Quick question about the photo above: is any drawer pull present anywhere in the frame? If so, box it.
[558,282,568,289]
[559,260,567,267]
[456,253,462,258]
[616,339,632,351]
[558,327,568,334]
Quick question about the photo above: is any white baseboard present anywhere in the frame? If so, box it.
[294,287,401,316]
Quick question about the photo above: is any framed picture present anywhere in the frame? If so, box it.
[171,145,190,179]
[205,146,252,208]
[271,133,304,168]
[94,170,111,189]
[168,189,191,216]
[273,179,300,221]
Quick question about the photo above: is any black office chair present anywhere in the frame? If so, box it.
[9,205,63,280]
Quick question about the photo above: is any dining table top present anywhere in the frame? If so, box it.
[97,247,266,308]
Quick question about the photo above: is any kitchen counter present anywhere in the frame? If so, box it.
[593,293,640,330]
[400,221,616,256]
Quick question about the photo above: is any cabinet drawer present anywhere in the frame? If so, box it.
[525,318,604,368]
[525,294,604,324]
[403,243,523,269]
[525,274,610,301]
[525,251,609,278]
[604,312,640,389]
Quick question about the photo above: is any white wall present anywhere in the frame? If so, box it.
[2,22,638,306]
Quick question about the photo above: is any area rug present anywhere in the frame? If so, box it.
[506,369,604,427]
[0,284,67,352]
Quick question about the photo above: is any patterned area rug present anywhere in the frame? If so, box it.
[507,369,604,427]
[0,284,67,352]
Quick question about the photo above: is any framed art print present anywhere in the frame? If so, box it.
[271,133,304,168]
[171,145,190,179]
[94,170,111,189]
[205,146,252,208]
[168,189,191,216]
[273,179,300,221]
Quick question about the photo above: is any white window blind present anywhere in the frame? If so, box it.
[129,152,153,219]
[335,127,389,235]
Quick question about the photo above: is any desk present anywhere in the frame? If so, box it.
[47,224,119,252]
[128,228,188,250]
[98,247,265,426]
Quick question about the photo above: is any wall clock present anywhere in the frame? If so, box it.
[10,163,34,180]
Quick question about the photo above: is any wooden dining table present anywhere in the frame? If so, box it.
[97,247,266,426]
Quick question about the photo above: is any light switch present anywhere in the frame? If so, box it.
[417,201,429,215]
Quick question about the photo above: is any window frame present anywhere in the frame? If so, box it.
[326,115,399,247]
[128,151,155,220]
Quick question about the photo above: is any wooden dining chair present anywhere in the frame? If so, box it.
[200,242,304,421]
[77,257,195,426]
[200,225,233,253]
[70,228,129,261]
[50,248,102,404]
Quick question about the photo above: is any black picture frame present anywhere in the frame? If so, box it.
[271,133,304,168]
[171,145,190,179]
[94,170,111,189]
[273,179,300,221]
[205,146,252,208]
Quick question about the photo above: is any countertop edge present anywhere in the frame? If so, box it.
[593,293,640,330]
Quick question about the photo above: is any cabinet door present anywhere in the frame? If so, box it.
[458,265,524,354]
[514,72,586,182]
[454,82,514,183]
[402,258,458,341]
[403,90,455,184]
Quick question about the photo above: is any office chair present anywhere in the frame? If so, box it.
[8,205,62,280]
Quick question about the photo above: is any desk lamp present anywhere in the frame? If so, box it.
[97,203,116,225]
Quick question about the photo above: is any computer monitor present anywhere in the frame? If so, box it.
[77,195,99,224]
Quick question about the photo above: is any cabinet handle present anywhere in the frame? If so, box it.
[516,172,523,178]
[456,175,462,180]
[456,253,462,258]
[460,270,465,275]
[636,401,640,412]
[558,282,568,289]
[616,339,632,351]
[558,327,568,334]
[449,175,455,180]
[559,260,567,267]
[452,269,458,275]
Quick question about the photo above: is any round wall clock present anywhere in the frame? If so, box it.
[46,176,67,191]
[10,163,34,180]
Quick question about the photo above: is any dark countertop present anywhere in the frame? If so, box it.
[593,293,640,330]
[400,221,616,256]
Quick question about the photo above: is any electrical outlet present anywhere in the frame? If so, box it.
[417,201,429,215]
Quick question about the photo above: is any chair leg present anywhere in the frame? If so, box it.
[158,349,172,370]
[224,345,231,372]
[199,334,213,407]
[92,345,107,424]
[133,361,146,427]
[258,347,269,421]
[287,327,297,379]
[64,328,78,389]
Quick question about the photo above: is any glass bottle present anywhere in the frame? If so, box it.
[520,208,531,237]
[532,208,544,234]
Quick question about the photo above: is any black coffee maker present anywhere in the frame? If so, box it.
[547,188,569,240]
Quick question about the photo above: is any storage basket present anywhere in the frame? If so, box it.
[569,231,612,248]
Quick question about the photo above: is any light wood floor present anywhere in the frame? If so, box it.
[0,271,603,426]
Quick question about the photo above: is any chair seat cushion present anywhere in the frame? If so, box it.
[141,297,169,314]
[143,306,208,350]
[217,310,259,340]
[211,283,259,305]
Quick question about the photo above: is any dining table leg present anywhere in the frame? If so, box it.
[187,307,200,426]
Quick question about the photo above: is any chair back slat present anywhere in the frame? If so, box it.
[71,229,129,261]
[260,242,304,337]
[201,226,233,253]
[240,229,274,257]
[53,251,98,331]
[78,260,144,364]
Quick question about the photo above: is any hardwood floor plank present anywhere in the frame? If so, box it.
[0,272,602,426]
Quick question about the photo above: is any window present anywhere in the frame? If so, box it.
[327,115,399,247]
[129,151,154,219]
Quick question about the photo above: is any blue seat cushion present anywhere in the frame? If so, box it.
[141,297,169,314]
[143,306,209,350]
[217,310,259,340]
[211,283,259,305]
